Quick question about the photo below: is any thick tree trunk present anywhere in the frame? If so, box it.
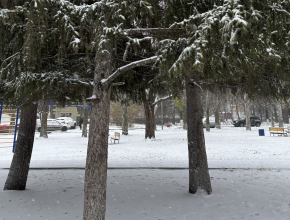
[82,96,88,138]
[122,104,128,135]
[277,101,284,128]
[39,99,48,138]
[144,101,155,139]
[185,76,212,195]
[4,103,38,190]
[83,49,112,220]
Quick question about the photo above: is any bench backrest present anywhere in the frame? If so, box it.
[269,127,284,132]
[115,132,120,137]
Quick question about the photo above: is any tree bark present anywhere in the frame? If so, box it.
[235,101,240,120]
[214,106,221,129]
[266,107,269,125]
[244,95,251,131]
[185,76,212,195]
[82,96,88,138]
[271,104,275,127]
[183,105,188,130]
[277,101,284,128]
[39,98,48,138]
[4,103,38,190]
[172,105,176,125]
[122,104,128,135]
[206,106,210,132]
[83,48,112,220]
[205,91,210,132]
[144,101,155,139]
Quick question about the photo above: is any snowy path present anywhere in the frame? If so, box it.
[0,124,290,169]
[0,169,289,220]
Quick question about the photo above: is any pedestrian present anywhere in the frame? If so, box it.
[79,117,83,130]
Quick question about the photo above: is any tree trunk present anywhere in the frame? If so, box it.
[235,101,240,120]
[82,96,88,138]
[274,105,278,123]
[266,107,269,125]
[277,101,284,128]
[122,104,128,135]
[214,101,221,129]
[39,98,48,138]
[282,102,289,124]
[205,90,210,132]
[243,94,251,131]
[172,105,176,125]
[83,48,112,220]
[206,106,210,132]
[271,104,275,127]
[144,101,155,139]
[230,103,234,121]
[4,103,38,190]
[183,105,188,130]
[185,76,212,194]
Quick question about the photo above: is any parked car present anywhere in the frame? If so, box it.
[202,117,216,128]
[36,119,69,132]
[56,117,76,129]
[233,116,261,127]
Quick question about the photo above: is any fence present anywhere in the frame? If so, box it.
[0,104,20,152]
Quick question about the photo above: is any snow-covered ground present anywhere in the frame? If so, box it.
[1,124,290,169]
[0,169,289,220]
[0,124,290,220]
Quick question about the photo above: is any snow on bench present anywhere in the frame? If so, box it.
[269,127,287,137]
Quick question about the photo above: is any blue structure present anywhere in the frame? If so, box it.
[12,108,20,153]
[258,129,265,136]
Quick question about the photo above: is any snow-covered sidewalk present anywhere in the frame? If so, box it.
[0,168,289,220]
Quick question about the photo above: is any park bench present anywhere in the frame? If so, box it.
[286,126,290,135]
[111,132,120,144]
[269,127,287,137]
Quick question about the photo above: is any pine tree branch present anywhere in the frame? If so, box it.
[151,96,173,107]
[101,56,158,86]
[124,28,185,35]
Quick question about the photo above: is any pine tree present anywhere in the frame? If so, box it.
[158,0,290,194]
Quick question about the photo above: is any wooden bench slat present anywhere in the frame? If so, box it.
[110,132,120,144]
[269,127,287,137]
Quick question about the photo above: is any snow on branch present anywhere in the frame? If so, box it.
[101,56,158,86]
[124,28,186,35]
[151,96,173,107]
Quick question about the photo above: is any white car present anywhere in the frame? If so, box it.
[202,117,216,128]
[36,119,69,132]
[56,117,76,129]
